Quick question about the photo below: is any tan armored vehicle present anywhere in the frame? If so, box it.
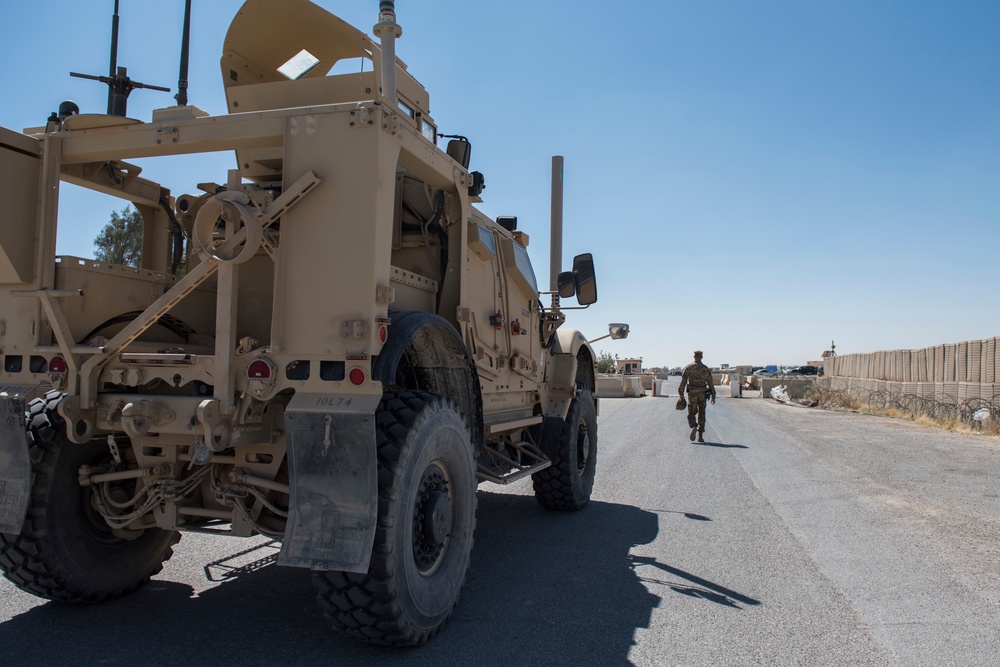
[0,0,615,646]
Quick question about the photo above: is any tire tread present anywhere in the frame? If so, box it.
[313,389,476,646]
[532,389,598,511]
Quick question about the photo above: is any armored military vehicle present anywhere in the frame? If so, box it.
[0,0,615,646]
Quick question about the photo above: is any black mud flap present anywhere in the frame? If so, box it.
[279,392,380,573]
[0,392,32,535]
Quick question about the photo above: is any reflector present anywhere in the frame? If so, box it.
[248,359,272,379]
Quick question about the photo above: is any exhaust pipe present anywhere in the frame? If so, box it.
[373,1,401,108]
[550,155,564,292]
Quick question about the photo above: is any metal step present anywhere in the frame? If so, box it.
[476,439,551,485]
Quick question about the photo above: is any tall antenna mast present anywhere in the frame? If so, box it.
[70,0,171,117]
[175,0,192,106]
[108,0,120,107]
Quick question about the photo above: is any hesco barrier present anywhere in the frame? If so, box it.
[823,337,1000,423]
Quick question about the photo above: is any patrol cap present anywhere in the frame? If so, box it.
[694,350,703,356]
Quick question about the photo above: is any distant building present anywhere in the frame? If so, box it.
[615,358,643,375]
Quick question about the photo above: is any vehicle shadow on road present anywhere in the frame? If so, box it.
[0,543,328,667]
[630,555,761,609]
[446,491,661,666]
[0,493,661,667]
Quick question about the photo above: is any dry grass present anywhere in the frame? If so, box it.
[806,384,1000,439]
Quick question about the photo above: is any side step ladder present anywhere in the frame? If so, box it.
[476,440,551,484]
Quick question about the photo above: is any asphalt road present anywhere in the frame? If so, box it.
[2,379,998,666]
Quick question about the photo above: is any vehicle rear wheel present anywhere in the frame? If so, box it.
[313,390,477,646]
[0,391,180,603]
[532,388,598,510]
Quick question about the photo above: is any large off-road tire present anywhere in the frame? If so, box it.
[0,391,180,603]
[532,389,598,511]
[313,390,477,646]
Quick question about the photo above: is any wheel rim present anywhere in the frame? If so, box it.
[576,420,590,472]
[412,461,453,575]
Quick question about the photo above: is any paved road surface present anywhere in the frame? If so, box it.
[1,379,998,666]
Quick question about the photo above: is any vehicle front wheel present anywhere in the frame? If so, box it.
[313,390,477,646]
[532,389,598,511]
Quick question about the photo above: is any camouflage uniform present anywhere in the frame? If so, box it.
[678,353,716,438]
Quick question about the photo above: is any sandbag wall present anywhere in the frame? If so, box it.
[823,338,999,419]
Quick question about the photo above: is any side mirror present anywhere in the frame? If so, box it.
[447,138,471,169]
[557,271,576,298]
[608,323,629,340]
[572,253,597,305]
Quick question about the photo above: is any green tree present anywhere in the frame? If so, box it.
[93,205,143,267]
[597,350,615,374]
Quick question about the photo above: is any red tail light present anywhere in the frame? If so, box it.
[248,359,273,379]
[49,356,68,373]
[349,368,366,385]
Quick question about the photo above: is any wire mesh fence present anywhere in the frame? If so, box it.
[821,336,1000,433]
[810,380,1000,434]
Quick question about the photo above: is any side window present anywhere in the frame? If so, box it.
[479,226,497,256]
[511,243,538,294]
[468,223,496,260]
[499,237,538,298]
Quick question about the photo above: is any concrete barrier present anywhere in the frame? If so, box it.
[623,376,646,397]
[595,374,647,398]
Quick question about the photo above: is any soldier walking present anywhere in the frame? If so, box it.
[678,350,716,442]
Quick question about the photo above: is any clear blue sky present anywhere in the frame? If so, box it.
[3,0,998,370]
